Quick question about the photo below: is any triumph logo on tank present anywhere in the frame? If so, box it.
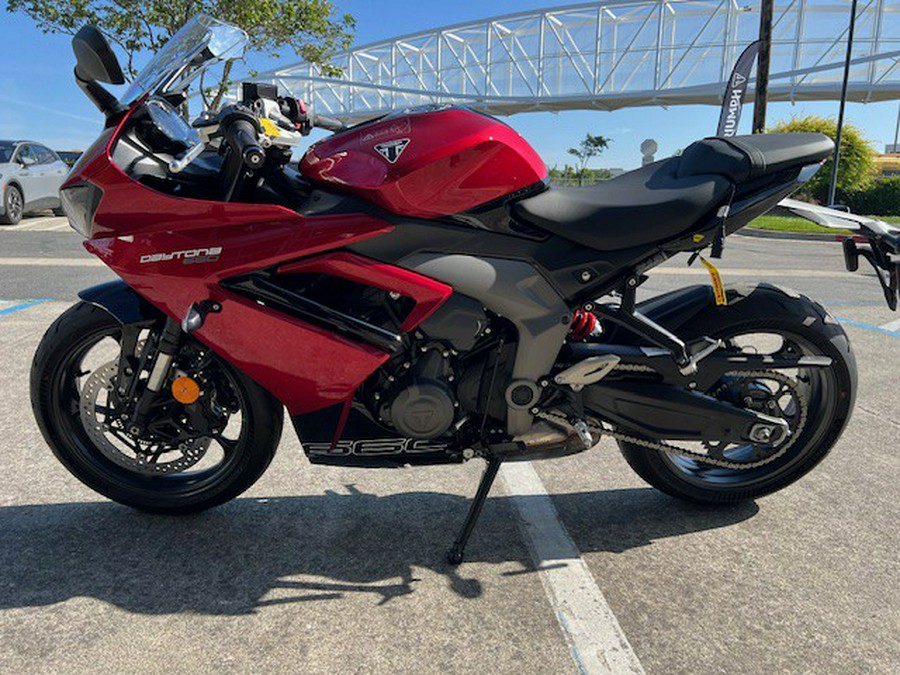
[374,138,410,164]
[139,247,223,265]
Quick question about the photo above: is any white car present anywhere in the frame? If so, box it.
[0,140,70,225]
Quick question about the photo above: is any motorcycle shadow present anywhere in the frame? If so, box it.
[0,486,757,614]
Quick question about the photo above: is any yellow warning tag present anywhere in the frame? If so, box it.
[700,256,728,306]
[259,117,280,137]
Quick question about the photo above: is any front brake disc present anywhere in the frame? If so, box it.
[79,360,210,475]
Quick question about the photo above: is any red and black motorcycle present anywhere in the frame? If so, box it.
[31,16,896,563]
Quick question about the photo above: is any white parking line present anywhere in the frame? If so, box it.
[651,267,849,278]
[0,216,66,232]
[3,220,49,231]
[1,216,67,231]
[500,462,644,675]
[879,317,900,332]
[46,221,73,231]
[0,257,103,267]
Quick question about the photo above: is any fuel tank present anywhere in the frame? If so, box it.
[299,105,547,218]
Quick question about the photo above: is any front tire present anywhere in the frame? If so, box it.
[619,283,856,504]
[31,302,284,514]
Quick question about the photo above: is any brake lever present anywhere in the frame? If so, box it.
[168,142,206,174]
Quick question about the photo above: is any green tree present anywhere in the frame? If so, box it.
[568,133,611,171]
[769,115,875,203]
[6,0,355,111]
[548,164,613,187]
[567,133,611,186]
[842,177,900,217]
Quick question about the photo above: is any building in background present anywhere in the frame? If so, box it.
[874,152,900,177]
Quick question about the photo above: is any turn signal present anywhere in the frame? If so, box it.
[171,376,201,404]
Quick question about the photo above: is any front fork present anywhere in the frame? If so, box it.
[126,318,182,436]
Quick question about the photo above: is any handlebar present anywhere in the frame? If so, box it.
[223,116,265,169]
[311,113,346,133]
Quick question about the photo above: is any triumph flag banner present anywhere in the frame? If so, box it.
[716,41,761,137]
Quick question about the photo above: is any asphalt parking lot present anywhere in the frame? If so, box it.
[1,219,898,674]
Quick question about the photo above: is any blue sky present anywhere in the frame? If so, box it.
[1,0,898,170]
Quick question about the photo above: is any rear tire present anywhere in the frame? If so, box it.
[618,283,856,504]
[31,302,284,514]
[1,184,23,225]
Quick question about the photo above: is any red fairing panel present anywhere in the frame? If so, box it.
[85,217,395,414]
[68,108,451,414]
[300,107,547,218]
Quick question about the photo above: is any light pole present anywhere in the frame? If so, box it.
[893,102,900,152]
[827,0,859,207]
[752,0,774,133]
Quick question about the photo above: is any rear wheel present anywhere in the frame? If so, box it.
[31,302,284,514]
[618,284,856,504]
[1,184,23,225]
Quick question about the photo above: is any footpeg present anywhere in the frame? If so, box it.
[572,419,594,448]
[554,354,620,391]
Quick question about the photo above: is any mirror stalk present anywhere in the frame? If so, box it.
[75,69,125,119]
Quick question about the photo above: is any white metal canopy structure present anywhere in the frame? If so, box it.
[256,0,900,122]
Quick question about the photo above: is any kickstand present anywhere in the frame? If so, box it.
[446,457,503,565]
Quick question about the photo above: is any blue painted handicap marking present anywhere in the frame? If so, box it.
[836,316,900,338]
[0,299,53,317]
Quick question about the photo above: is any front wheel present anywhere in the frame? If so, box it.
[619,283,857,504]
[31,302,284,514]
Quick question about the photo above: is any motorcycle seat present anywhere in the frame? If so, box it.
[512,159,732,251]
[677,132,834,183]
[512,132,834,251]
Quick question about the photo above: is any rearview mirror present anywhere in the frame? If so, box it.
[72,25,125,85]
[207,23,247,61]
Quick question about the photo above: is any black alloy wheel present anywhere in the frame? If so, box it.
[618,284,856,504]
[31,302,284,514]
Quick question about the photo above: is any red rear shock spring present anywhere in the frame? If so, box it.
[569,308,599,341]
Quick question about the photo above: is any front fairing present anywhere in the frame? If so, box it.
[61,99,399,416]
